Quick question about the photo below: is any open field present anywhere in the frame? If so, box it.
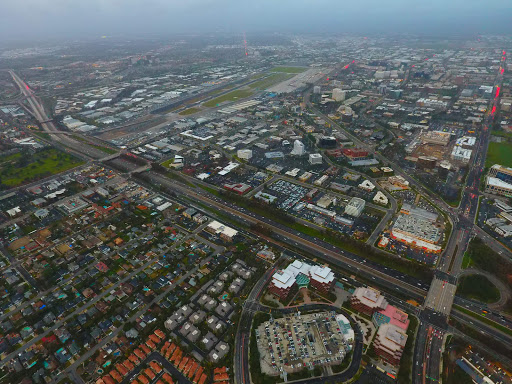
[179,107,201,115]
[0,148,83,188]
[271,66,307,74]
[203,89,254,107]
[456,274,500,303]
[249,73,294,90]
[486,141,512,167]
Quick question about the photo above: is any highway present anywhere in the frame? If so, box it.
[9,70,111,160]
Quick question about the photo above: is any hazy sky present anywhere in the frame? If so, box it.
[1,0,511,41]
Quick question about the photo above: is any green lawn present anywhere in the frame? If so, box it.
[456,274,500,303]
[161,158,175,168]
[203,89,254,107]
[486,141,512,167]
[0,148,83,187]
[179,107,201,115]
[249,73,294,90]
[271,66,307,74]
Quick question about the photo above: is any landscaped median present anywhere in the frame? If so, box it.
[453,305,512,337]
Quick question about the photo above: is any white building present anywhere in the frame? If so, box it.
[358,180,375,191]
[373,191,388,205]
[237,149,253,160]
[345,197,365,217]
[313,86,321,94]
[451,146,472,163]
[291,140,306,156]
[309,153,323,165]
[332,88,346,102]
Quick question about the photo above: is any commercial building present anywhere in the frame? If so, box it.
[344,197,365,217]
[373,191,388,205]
[421,131,451,146]
[291,140,306,156]
[268,260,335,300]
[205,221,238,242]
[391,210,442,253]
[372,305,410,331]
[223,183,252,195]
[451,146,472,163]
[485,177,512,197]
[314,175,329,186]
[416,98,448,110]
[350,287,388,316]
[373,323,408,366]
[332,88,346,102]
[489,164,512,184]
[237,149,253,160]
[342,148,369,161]
[309,153,323,165]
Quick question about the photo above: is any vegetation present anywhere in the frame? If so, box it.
[0,148,83,188]
[397,315,418,384]
[179,107,201,115]
[249,73,294,90]
[486,141,512,167]
[449,317,512,357]
[454,305,512,337]
[444,364,475,384]
[456,274,500,303]
[203,89,254,107]
[463,238,512,290]
[271,66,307,74]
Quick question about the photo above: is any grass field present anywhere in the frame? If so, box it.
[271,66,307,74]
[249,73,294,90]
[203,89,254,107]
[0,148,83,187]
[486,141,512,167]
[179,107,201,115]
[456,274,500,303]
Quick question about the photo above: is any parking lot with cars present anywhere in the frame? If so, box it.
[256,312,353,375]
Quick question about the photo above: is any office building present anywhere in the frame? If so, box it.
[373,323,408,366]
[489,164,512,184]
[291,140,306,156]
[237,149,252,160]
[332,88,346,101]
[350,287,388,316]
[344,197,365,217]
[313,86,321,94]
[309,153,323,165]
[485,177,512,197]
[268,260,335,299]
[451,146,472,163]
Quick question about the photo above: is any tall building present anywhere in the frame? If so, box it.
[291,140,306,156]
[373,323,408,366]
[313,86,321,94]
[332,88,346,101]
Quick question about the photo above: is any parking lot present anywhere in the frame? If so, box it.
[256,312,353,375]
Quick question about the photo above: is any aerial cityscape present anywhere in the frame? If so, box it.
[1,1,512,384]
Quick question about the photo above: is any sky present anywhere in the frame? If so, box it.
[1,0,511,41]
